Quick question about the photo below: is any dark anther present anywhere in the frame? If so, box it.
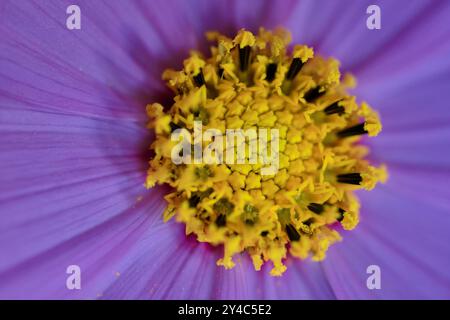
[239,46,251,71]
[215,214,227,227]
[193,106,210,125]
[266,63,277,82]
[242,204,259,226]
[285,224,301,242]
[307,203,324,214]
[218,67,224,78]
[303,218,315,226]
[188,194,201,208]
[337,173,363,185]
[261,231,269,237]
[188,188,213,208]
[169,122,182,132]
[337,208,345,222]
[286,58,304,80]
[195,166,213,180]
[193,70,205,87]
[244,219,254,226]
[213,197,235,216]
[337,123,368,138]
[304,87,325,102]
[324,101,345,115]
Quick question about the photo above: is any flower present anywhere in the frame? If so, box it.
[1,0,450,299]
[146,28,387,276]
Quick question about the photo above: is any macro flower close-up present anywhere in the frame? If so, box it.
[1,0,450,300]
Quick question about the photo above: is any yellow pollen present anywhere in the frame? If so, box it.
[145,28,387,276]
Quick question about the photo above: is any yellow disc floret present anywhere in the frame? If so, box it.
[145,28,387,276]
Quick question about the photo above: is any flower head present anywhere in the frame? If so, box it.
[147,29,386,276]
[1,0,450,300]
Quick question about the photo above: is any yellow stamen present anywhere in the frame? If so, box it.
[145,28,387,276]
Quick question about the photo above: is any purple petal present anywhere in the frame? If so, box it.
[0,0,192,120]
[0,112,149,265]
[2,0,450,300]
[0,185,167,299]
[323,168,450,299]
[0,103,170,299]
[100,223,218,299]
[101,222,335,300]
[0,0,171,298]
[210,256,335,299]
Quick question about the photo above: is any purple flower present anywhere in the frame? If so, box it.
[1,0,449,299]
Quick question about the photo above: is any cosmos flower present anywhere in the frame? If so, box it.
[0,0,449,300]
[146,28,387,276]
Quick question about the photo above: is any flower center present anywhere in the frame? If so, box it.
[146,28,387,276]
